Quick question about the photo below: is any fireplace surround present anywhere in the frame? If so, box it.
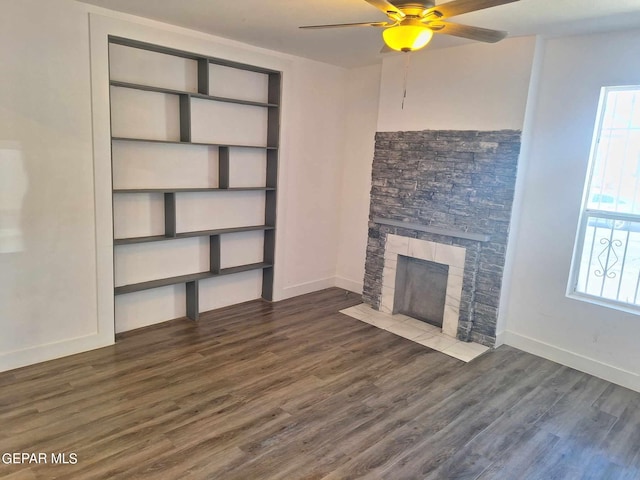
[363,130,521,346]
[382,234,465,338]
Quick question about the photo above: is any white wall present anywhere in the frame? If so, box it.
[335,64,382,294]
[0,0,112,370]
[377,36,536,132]
[276,59,347,297]
[502,29,640,392]
[0,0,351,371]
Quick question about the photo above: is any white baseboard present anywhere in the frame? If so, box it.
[280,276,338,300]
[280,276,363,300]
[494,330,506,347]
[503,331,640,393]
[0,333,114,373]
[334,276,363,295]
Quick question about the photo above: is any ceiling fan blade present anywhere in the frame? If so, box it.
[299,21,391,29]
[426,0,519,19]
[430,21,507,42]
[364,0,406,21]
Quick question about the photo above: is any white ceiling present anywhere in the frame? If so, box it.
[77,0,640,68]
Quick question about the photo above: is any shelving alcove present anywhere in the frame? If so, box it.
[108,36,280,322]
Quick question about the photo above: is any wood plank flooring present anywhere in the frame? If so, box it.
[1,288,639,479]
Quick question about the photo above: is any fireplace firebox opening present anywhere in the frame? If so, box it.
[393,255,448,328]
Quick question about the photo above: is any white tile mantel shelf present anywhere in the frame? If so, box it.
[340,304,490,362]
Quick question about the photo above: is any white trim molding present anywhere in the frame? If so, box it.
[504,330,640,393]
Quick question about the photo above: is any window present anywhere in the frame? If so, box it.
[570,86,640,312]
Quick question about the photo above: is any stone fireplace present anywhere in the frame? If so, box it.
[363,130,521,347]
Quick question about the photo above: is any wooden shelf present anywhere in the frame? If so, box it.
[114,225,275,245]
[109,35,280,75]
[111,137,278,150]
[113,187,275,194]
[110,80,279,108]
[114,262,272,295]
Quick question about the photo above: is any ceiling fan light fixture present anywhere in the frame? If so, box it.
[382,23,433,52]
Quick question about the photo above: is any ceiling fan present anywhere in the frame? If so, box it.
[300,0,520,53]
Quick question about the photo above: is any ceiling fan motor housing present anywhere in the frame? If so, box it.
[391,1,437,17]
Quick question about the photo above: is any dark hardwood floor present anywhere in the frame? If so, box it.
[1,288,639,479]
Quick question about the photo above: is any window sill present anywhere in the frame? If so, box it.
[567,291,640,316]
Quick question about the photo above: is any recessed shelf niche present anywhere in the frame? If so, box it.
[108,36,280,327]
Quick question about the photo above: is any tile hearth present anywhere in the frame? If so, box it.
[340,303,489,362]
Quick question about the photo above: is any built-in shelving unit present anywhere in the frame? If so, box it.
[109,36,280,324]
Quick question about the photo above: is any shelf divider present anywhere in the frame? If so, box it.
[268,73,281,107]
[179,95,191,143]
[197,59,209,96]
[186,281,199,321]
[164,193,177,237]
[265,190,277,227]
[262,228,276,302]
[266,149,278,190]
[218,147,229,190]
[210,235,221,274]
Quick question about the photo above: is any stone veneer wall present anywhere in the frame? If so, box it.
[363,130,521,346]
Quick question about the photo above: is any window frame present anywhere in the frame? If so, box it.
[568,85,640,315]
